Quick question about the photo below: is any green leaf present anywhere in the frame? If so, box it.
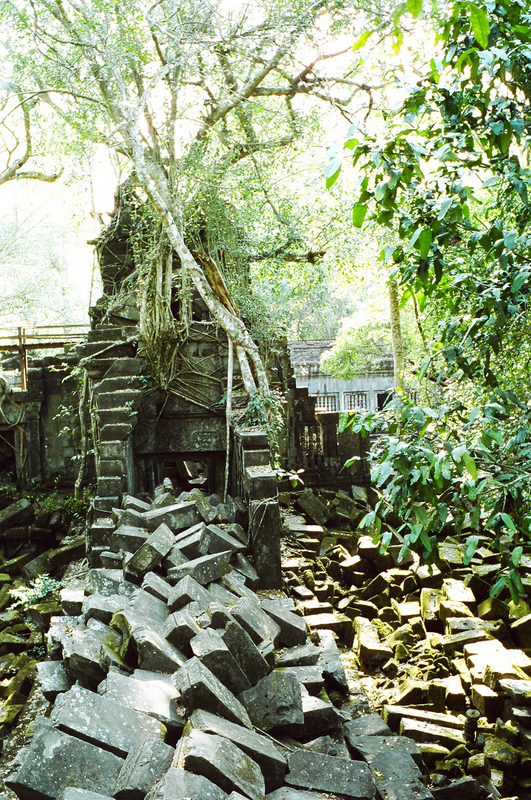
[405,227,422,252]
[500,512,516,533]
[490,574,507,597]
[352,204,368,228]
[352,30,373,51]
[407,0,422,17]
[469,3,490,49]
[512,272,531,293]
[463,535,479,566]
[437,197,453,220]
[418,228,432,259]
[462,452,477,480]
[511,546,523,567]
[451,443,467,463]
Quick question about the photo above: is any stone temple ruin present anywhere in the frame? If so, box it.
[0,188,530,799]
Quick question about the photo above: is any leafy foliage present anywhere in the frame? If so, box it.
[9,574,64,609]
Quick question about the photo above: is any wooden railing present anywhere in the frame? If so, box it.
[0,324,89,389]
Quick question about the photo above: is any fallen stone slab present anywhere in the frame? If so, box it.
[181,488,219,523]
[282,665,324,694]
[173,656,253,728]
[144,767,228,800]
[316,629,349,694]
[98,669,184,735]
[511,612,531,649]
[230,596,281,646]
[143,501,202,532]
[167,574,215,613]
[63,789,115,800]
[60,581,86,616]
[355,617,392,666]
[124,522,175,583]
[275,642,321,668]
[0,498,34,533]
[111,525,149,553]
[399,717,465,749]
[141,571,172,602]
[430,776,486,799]
[207,523,246,554]
[289,691,340,738]
[296,489,329,526]
[345,735,431,799]
[189,708,287,793]
[172,522,212,559]
[285,750,376,798]
[266,789,339,800]
[163,607,202,654]
[167,549,233,585]
[82,593,123,625]
[35,659,74,702]
[382,705,465,734]
[5,721,124,799]
[122,495,151,513]
[22,536,86,581]
[498,678,531,707]
[233,553,259,587]
[62,622,122,687]
[190,628,252,695]
[239,670,304,732]
[175,728,265,799]
[261,598,308,647]
[221,620,271,685]
[51,684,166,757]
[114,736,175,799]
[303,734,350,760]
[344,713,392,738]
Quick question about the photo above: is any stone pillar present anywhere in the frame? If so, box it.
[249,498,282,589]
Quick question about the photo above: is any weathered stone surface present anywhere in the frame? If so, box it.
[316,629,349,694]
[111,525,149,553]
[141,571,172,602]
[355,617,392,666]
[230,596,281,646]
[99,669,184,734]
[124,522,175,582]
[173,656,252,728]
[498,678,531,707]
[51,684,166,757]
[399,718,464,749]
[167,550,232,585]
[82,593,123,625]
[143,501,201,532]
[175,728,265,799]
[206,524,245,555]
[221,620,271,685]
[122,495,151,513]
[239,670,304,732]
[285,750,376,798]
[63,789,115,800]
[35,659,74,702]
[275,643,321,668]
[345,735,431,800]
[292,692,340,738]
[296,489,329,526]
[167,574,214,613]
[144,767,228,800]
[0,498,34,533]
[163,607,203,654]
[431,776,484,799]
[249,498,282,589]
[344,713,392,738]
[5,722,124,799]
[190,628,252,695]
[267,789,335,800]
[282,666,324,694]
[511,612,531,649]
[136,627,187,672]
[62,621,122,687]
[189,708,287,793]
[114,736,175,799]
[181,488,218,523]
[260,598,308,647]
[60,581,86,616]
[172,522,211,559]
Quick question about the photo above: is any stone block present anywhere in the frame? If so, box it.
[498,678,531,707]
[143,501,202,533]
[180,488,218,523]
[316,629,349,694]
[230,596,281,646]
[249,498,282,589]
[83,593,123,625]
[163,608,202,653]
[0,498,34,533]
[291,692,340,738]
[399,718,465,749]
[431,776,483,799]
[124,522,175,583]
[111,525,149,553]
[167,575,215,613]
[144,767,228,800]
[173,656,252,728]
[306,611,352,641]
[285,750,376,798]
[60,581,85,616]
[282,666,324,694]
[175,728,265,799]
[100,550,123,569]
[63,789,115,800]
[62,623,118,687]
[167,550,233,586]
[471,683,504,720]
[511,612,531,649]
[346,735,432,800]
[355,617,392,666]
[206,524,245,555]
[190,628,252,695]
[5,722,124,799]
[111,608,186,672]
[239,670,304,732]
[172,522,211,559]
[141,571,172,602]
[51,684,166,758]
[345,713,392,738]
[296,489,329,526]
[276,642,321,668]
[35,659,74,702]
[122,495,151,513]
[189,708,287,792]
[260,599,308,647]
[85,568,127,597]
[99,669,184,735]
[221,620,271,685]
[114,737,174,799]
[233,553,259,588]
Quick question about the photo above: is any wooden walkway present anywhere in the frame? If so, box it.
[0,324,89,389]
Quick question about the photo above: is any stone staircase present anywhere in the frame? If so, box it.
[72,324,145,565]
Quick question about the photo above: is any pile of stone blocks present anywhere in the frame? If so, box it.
[283,486,531,798]
[3,481,435,800]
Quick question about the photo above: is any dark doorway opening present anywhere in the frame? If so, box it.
[0,429,16,481]
[137,452,225,496]
[377,390,393,410]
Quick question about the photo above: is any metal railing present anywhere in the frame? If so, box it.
[0,324,89,389]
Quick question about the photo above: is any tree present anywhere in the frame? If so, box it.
[331,0,531,598]
[1,0,375,409]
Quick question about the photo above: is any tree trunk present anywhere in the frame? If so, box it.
[389,279,405,392]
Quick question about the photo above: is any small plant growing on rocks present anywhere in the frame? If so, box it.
[9,574,64,609]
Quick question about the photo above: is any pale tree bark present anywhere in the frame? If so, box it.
[389,279,405,392]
